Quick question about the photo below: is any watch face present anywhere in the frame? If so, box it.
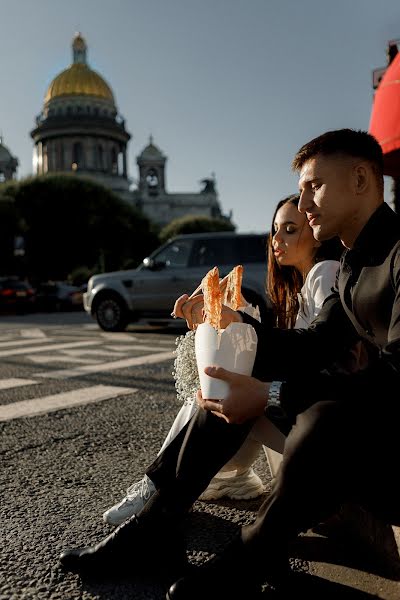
[267,402,284,418]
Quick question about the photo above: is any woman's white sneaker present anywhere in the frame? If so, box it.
[199,468,265,501]
[103,475,156,526]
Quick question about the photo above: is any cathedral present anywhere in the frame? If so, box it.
[28,33,227,227]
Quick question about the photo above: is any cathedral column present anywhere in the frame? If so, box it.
[123,149,127,177]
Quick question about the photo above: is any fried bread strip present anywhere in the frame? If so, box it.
[223,264,244,310]
[201,266,222,330]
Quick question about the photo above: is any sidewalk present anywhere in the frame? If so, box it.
[209,455,400,599]
[306,520,400,599]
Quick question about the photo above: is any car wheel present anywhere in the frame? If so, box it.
[94,295,129,332]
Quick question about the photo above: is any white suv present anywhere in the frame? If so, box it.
[83,232,270,331]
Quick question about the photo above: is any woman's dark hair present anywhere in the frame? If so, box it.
[266,194,343,329]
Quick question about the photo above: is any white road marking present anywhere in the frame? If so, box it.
[34,350,175,379]
[0,378,39,390]
[103,344,173,352]
[0,338,51,349]
[64,348,127,356]
[28,355,103,364]
[0,385,137,422]
[19,328,47,338]
[103,344,175,352]
[100,333,139,341]
[0,340,101,357]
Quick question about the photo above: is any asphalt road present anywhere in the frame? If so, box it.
[1,312,399,599]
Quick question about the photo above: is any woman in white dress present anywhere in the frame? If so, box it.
[103,194,344,526]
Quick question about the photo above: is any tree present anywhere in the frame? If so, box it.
[159,214,235,243]
[0,175,159,282]
[0,185,20,275]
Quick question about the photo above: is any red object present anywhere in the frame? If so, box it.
[369,52,400,176]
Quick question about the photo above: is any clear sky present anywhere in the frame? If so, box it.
[0,0,399,233]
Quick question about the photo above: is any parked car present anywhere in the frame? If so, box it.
[0,277,36,314]
[35,281,84,312]
[84,232,271,331]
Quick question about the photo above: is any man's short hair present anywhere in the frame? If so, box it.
[292,128,384,191]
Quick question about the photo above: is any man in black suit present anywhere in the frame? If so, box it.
[59,129,400,599]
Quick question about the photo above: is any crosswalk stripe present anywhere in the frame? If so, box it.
[99,333,175,345]
[34,350,175,379]
[0,378,39,390]
[20,328,47,338]
[28,355,103,364]
[100,332,139,341]
[63,348,126,357]
[0,338,51,349]
[103,344,174,352]
[0,340,101,357]
[0,385,137,421]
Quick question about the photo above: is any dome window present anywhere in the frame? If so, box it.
[97,145,104,170]
[111,147,118,174]
[72,142,84,170]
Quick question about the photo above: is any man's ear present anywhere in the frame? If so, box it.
[353,164,369,194]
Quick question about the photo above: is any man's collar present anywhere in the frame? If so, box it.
[347,202,399,264]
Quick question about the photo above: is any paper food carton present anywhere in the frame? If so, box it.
[195,321,258,400]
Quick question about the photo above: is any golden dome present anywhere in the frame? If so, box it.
[44,33,115,104]
[45,63,114,103]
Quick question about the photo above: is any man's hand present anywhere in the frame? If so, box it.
[172,294,243,330]
[197,366,269,424]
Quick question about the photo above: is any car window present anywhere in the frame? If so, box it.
[152,239,193,268]
[234,236,268,263]
[190,238,236,267]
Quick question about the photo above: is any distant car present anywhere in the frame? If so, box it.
[84,231,271,331]
[35,281,84,312]
[0,277,36,314]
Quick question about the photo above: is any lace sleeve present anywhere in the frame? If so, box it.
[172,330,200,406]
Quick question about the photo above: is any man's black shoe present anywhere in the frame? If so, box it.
[166,570,264,600]
[166,536,290,600]
[59,514,187,579]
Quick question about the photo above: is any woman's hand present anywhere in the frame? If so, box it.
[172,294,205,329]
[197,366,269,424]
[172,294,243,330]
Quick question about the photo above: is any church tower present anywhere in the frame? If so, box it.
[132,136,226,226]
[136,136,167,197]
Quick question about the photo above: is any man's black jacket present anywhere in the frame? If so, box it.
[243,202,400,421]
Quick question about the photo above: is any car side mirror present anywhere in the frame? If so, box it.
[142,257,154,269]
[143,257,167,271]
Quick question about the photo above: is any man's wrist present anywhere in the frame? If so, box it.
[265,381,287,420]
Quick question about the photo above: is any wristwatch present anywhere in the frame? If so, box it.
[265,381,287,420]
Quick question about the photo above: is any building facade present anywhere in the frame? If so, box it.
[132,136,225,226]
[30,33,229,227]
[0,137,18,182]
